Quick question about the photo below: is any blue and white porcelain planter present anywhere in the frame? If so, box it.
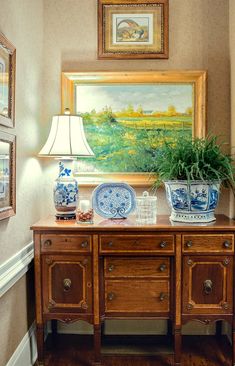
[164,180,220,223]
[53,161,78,214]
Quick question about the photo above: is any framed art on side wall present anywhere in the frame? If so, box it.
[0,33,16,128]
[0,130,16,220]
[61,71,207,186]
[98,0,169,59]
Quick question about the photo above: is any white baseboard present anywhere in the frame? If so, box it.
[0,241,34,298]
[6,322,37,366]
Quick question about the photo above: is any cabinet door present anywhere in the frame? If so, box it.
[183,256,233,314]
[42,255,92,313]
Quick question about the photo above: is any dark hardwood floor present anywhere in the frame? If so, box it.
[42,334,232,366]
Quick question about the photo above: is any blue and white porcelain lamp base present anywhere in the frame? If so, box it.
[53,161,78,219]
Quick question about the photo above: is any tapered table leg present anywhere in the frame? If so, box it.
[232,325,235,366]
[93,324,102,366]
[36,323,44,366]
[174,328,181,366]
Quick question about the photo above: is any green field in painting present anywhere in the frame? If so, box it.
[82,114,192,172]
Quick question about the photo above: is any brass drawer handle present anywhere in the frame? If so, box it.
[203,279,213,295]
[108,292,115,301]
[160,241,167,248]
[81,241,88,248]
[63,278,72,291]
[108,264,114,272]
[186,240,193,248]
[159,264,167,272]
[159,292,167,301]
[44,239,52,247]
[223,240,231,249]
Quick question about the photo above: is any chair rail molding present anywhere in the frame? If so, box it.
[0,241,34,298]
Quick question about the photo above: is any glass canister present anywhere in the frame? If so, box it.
[136,191,157,224]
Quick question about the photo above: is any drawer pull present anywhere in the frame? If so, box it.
[108,264,115,272]
[159,292,167,301]
[81,241,88,248]
[203,279,213,295]
[223,240,231,249]
[44,239,52,247]
[63,278,72,291]
[108,242,113,247]
[186,240,193,248]
[160,241,167,248]
[159,264,167,272]
[108,292,115,301]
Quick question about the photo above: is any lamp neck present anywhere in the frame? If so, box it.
[58,160,73,178]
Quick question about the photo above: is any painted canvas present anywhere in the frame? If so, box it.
[75,83,193,173]
[0,141,10,208]
[0,49,9,118]
[112,14,153,44]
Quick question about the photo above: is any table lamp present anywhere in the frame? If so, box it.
[39,111,94,220]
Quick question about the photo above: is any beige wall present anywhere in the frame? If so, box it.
[0,0,232,363]
[0,0,44,364]
[41,0,231,216]
[230,0,235,218]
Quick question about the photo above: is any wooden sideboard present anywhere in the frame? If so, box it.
[31,214,235,366]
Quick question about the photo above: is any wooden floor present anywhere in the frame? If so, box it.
[41,334,232,366]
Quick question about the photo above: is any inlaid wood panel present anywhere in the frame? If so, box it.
[182,256,233,314]
[182,234,234,254]
[100,235,174,254]
[105,279,170,313]
[41,234,91,253]
[42,255,92,313]
[104,257,170,278]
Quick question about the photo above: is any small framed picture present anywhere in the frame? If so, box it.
[0,130,16,220]
[0,33,16,128]
[98,0,169,59]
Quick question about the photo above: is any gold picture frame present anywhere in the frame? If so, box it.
[62,70,207,186]
[0,33,16,128]
[0,130,16,220]
[98,0,169,59]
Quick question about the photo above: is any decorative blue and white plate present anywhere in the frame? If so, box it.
[92,182,136,219]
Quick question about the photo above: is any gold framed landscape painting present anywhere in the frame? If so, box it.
[0,33,16,128]
[62,71,207,186]
[98,0,169,59]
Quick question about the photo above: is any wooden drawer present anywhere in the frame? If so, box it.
[41,234,91,253]
[100,235,174,254]
[182,234,234,254]
[104,257,170,278]
[105,279,170,313]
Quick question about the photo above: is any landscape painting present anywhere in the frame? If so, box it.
[75,83,194,173]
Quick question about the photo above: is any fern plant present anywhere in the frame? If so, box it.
[152,135,235,192]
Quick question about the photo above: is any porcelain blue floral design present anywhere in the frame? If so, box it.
[92,182,136,219]
[164,180,220,223]
[54,162,78,214]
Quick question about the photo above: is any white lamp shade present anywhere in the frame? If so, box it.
[39,115,95,157]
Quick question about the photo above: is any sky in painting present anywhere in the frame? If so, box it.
[76,84,193,114]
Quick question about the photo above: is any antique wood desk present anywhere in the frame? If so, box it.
[31,214,235,366]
